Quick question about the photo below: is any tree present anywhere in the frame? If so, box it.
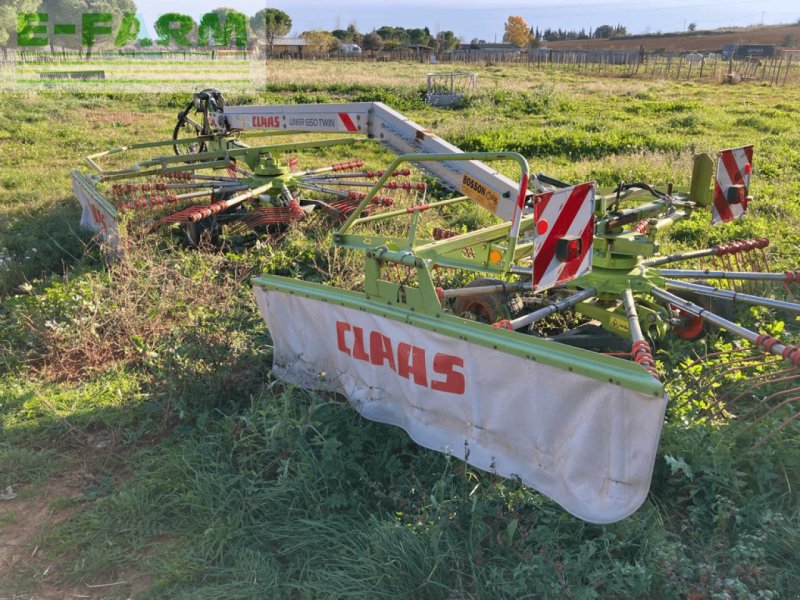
[361,31,383,54]
[407,27,431,47]
[434,30,459,52]
[687,22,697,32]
[593,24,614,39]
[2,0,42,54]
[199,8,248,48]
[504,15,531,48]
[154,12,196,48]
[301,29,338,54]
[346,22,362,45]
[250,7,290,53]
[31,0,137,54]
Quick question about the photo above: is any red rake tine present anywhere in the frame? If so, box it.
[722,369,800,406]
[689,357,781,418]
[672,351,772,407]
[734,387,800,425]
[705,372,800,421]
[753,410,800,448]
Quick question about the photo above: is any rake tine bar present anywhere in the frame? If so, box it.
[658,269,798,282]
[651,287,800,366]
[642,238,769,267]
[296,160,364,176]
[753,411,800,447]
[622,289,659,379]
[664,279,800,313]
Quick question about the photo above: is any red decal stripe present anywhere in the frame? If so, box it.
[516,173,529,210]
[533,184,590,285]
[534,191,553,221]
[713,180,734,223]
[720,150,744,187]
[339,112,357,132]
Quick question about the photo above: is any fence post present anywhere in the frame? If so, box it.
[783,55,793,86]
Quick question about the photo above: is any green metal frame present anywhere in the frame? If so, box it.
[86,136,367,181]
[76,124,721,395]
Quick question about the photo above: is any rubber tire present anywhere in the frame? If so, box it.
[672,281,734,341]
[452,278,510,324]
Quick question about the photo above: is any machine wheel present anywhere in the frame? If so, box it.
[172,89,225,155]
[452,278,511,324]
[672,282,734,341]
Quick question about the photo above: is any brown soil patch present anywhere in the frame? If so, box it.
[0,471,81,581]
[0,451,147,599]
[549,23,800,53]
[73,110,143,128]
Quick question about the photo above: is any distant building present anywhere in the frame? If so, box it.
[404,44,434,61]
[457,42,519,53]
[340,44,362,53]
[722,44,775,60]
[267,37,308,57]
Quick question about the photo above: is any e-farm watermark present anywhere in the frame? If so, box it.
[15,11,249,49]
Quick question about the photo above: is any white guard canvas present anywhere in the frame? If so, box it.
[254,287,668,523]
[72,173,121,252]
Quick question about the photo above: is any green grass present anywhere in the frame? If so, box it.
[1,65,799,598]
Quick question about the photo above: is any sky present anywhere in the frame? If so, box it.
[133,0,799,41]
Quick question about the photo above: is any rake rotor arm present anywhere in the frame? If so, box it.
[664,279,800,313]
[502,288,597,331]
[650,287,800,365]
[621,289,659,379]
[641,237,770,267]
[658,269,795,282]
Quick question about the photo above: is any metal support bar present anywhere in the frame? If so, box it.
[642,246,720,267]
[659,269,789,281]
[650,287,800,364]
[336,152,529,268]
[621,289,646,343]
[665,279,800,313]
[442,282,529,298]
[508,288,597,331]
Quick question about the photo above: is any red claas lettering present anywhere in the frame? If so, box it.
[335,321,465,395]
[252,116,280,128]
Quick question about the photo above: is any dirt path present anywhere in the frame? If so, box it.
[0,454,145,599]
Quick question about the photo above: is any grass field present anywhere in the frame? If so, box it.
[1,61,800,598]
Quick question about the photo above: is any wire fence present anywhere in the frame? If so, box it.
[273,48,799,86]
[2,47,798,86]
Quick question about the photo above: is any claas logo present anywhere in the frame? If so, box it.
[336,321,466,395]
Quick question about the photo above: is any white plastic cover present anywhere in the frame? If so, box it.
[254,287,668,523]
[72,172,121,253]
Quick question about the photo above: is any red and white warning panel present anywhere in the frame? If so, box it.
[712,145,753,226]
[532,182,596,291]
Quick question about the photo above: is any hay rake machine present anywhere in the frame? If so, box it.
[71,90,423,249]
[72,90,800,523]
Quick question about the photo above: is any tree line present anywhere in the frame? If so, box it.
[1,2,297,53]
[1,3,632,56]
